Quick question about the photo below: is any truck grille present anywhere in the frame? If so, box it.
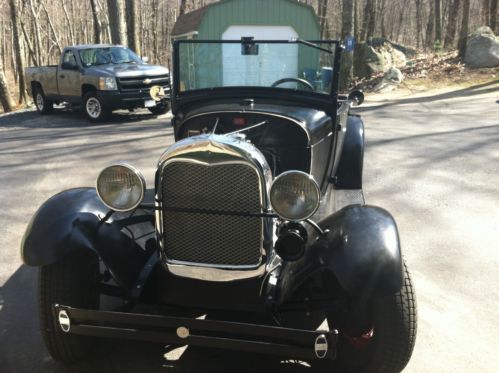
[161,161,263,267]
[118,74,169,92]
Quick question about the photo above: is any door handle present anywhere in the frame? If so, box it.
[60,75,65,79]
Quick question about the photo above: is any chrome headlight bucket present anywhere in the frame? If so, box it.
[270,171,320,221]
[96,163,146,212]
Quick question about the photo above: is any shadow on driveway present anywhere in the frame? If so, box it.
[0,266,318,372]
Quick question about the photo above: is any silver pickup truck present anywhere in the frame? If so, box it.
[26,44,170,122]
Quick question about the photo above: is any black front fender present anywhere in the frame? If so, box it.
[277,205,403,302]
[21,188,156,290]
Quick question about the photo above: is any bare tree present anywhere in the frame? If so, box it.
[90,0,102,43]
[8,0,28,104]
[0,48,15,112]
[444,0,461,49]
[426,0,435,48]
[482,0,490,25]
[317,0,329,39]
[435,0,442,44]
[340,0,354,90]
[458,0,470,58]
[491,0,497,32]
[179,0,187,16]
[126,0,140,53]
[107,0,128,45]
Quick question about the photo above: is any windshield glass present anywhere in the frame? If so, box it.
[79,47,142,67]
[176,40,338,95]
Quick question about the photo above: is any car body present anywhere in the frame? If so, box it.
[25,44,170,122]
[22,39,416,371]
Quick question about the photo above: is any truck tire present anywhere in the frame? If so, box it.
[39,250,100,363]
[34,88,53,114]
[148,101,170,116]
[326,261,417,373]
[83,92,109,122]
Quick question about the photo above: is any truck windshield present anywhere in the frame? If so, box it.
[175,40,339,95]
[79,47,142,67]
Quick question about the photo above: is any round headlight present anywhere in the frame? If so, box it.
[96,163,146,212]
[270,171,320,221]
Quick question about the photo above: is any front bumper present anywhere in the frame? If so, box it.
[54,304,338,360]
[96,88,170,110]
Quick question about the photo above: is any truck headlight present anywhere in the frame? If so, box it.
[270,171,320,221]
[98,77,117,90]
[96,163,146,211]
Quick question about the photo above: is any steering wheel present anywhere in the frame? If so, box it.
[271,78,314,91]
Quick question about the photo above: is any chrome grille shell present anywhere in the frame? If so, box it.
[156,134,273,281]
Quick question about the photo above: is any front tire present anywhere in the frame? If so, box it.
[83,92,109,122]
[331,262,417,373]
[38,250,100,363]
[34,88,53,114]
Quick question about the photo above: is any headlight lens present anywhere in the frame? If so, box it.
[270,171,320,221]
[96,164,145,211]
[98,77,117,90]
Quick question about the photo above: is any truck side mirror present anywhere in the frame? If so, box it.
[142,57,149,63]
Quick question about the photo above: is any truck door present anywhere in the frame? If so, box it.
[58,50,81,102]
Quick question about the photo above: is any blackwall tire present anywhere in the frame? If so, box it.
[326,261,417,373]
[148,101,170,115]
[34,88,53,115]
[83,92,109,122]
[38,250,100,363]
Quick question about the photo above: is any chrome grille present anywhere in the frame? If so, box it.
[118,74,169,92]
[161,161,263,266]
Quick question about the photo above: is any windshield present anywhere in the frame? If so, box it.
[176,40,339,95]
[79,47,143,67]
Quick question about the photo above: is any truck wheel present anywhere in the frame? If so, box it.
[148,101,170,115]
[326,261,417,373]
[38,250,100,363]
[34,88,53,114]
[83,92,109,122]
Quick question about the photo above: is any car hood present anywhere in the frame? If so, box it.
[88,64,169,78]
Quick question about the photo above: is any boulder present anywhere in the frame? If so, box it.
[374,67,404,92]
[354,41,407,78]
[464,27,499,68]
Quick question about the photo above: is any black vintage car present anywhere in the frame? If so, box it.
[22,39,416,372]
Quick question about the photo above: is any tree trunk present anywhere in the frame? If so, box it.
[458,0,470,58]
[482,0,490,25]
[415,0,422,48]
[340,0,354,91]
[9,0,28,104]
[318,0,329,39]
[361,0,376,41]
[444,0,461,49]
[354,0,359,41]
[179,0,187,16]
[491,0,497,32]
[126,0,141,53]
[426,0,435,48]
[90,0,102,43]
[0,52,16,112]
[107,0,128,45]
[435,0,442,45]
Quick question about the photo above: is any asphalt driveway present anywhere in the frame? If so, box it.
[1,81,498,372]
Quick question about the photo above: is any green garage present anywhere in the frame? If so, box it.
[172,0,322,91]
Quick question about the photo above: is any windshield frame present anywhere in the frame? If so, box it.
[172,39,342,101]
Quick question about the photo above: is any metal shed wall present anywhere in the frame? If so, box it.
[196,0,320,40]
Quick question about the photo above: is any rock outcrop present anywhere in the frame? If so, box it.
[464,27,499,68]
[354,40,407,78]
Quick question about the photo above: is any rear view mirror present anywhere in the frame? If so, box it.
[142,56,149,63]
[348,90,364,106]
[241,37,259,55]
